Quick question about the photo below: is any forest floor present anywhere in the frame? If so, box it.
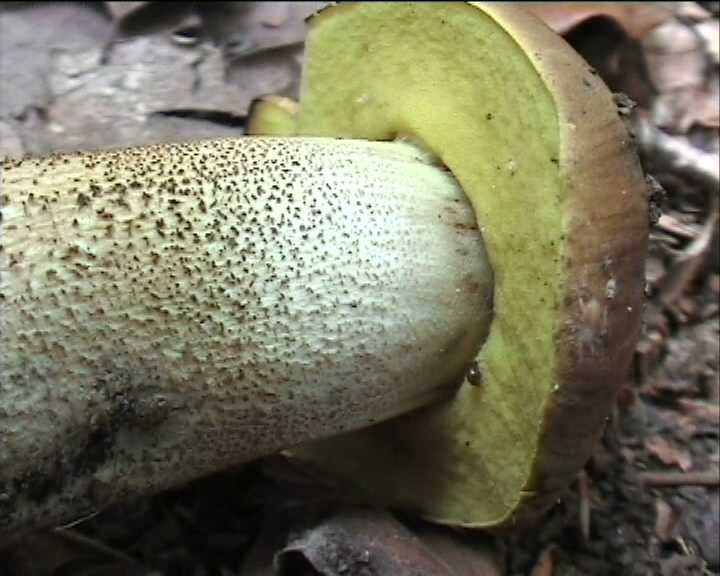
[1,3,718,575]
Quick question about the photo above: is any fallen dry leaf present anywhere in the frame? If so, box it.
[660,554,706,576]
[239,459,503,575]
[529,545,557,576]
[524,3,672,39]
[0,2,112,118]
[257,2,290,28]
[657,213,702,240]
[651,79,720,133]
[104,1,151,21]
[678,398,720,425]
[657,196,720,310]
[655,498,679,543]
[276,509,502,576]
[527,3,719,134]
[411,524,504,576]
[0,530,140,576]
[680,491,720,569]
[43,31,296,153]
[671,2,714,20]
[202,2,323,56]
[107,1,196,41]
[642,17,719,132]
[672,413,700,440]
[636,113,719,185]
[696,18,720,63]
[634,320,667,386]
[643,19,706,93]
[645,435,693,471]
[523,4,663,107]
[103,3,324,62]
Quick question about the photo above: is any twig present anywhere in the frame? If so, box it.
[635,117,720,189]
[637,469,720,487]
[658,193,719,308]
[52,528,141,566]
[656,213,701,240]
[578,470,591,544]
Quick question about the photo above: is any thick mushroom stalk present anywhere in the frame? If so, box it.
[0,137,494,535]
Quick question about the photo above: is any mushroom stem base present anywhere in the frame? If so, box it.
[1,136,494,535]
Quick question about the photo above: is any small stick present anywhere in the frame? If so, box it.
[635,117,720,189]
[52,528,141,566]
[637,470,720,487]
[577,470,591,543]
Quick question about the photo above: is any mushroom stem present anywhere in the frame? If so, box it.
[0,137,494,535]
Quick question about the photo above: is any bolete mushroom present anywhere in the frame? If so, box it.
[247,2,649,528]
[0,2,647,537]
[247,95,300,137]
[1,138,495,536]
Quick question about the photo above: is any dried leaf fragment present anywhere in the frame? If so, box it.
[645,435,693,471]
[529,545,557,576]
[275,510,502,576]
[104,1,152,21]
[524,3,672,39]
[655,498,679,542]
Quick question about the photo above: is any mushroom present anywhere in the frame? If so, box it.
[247,2,649,528]
[1,138,494,536]
[0,2,648,537]
[247,95,299,137]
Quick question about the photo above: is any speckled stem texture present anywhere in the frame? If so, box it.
[0,137,493,536]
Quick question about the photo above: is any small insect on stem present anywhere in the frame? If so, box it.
[466,361,483,386]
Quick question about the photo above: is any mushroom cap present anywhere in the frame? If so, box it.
[259,2,649,527]
[247,95,299,137]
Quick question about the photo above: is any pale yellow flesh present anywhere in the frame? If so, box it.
[282,2,564,526]
[0,137,493,533]
[247,95,299,136]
